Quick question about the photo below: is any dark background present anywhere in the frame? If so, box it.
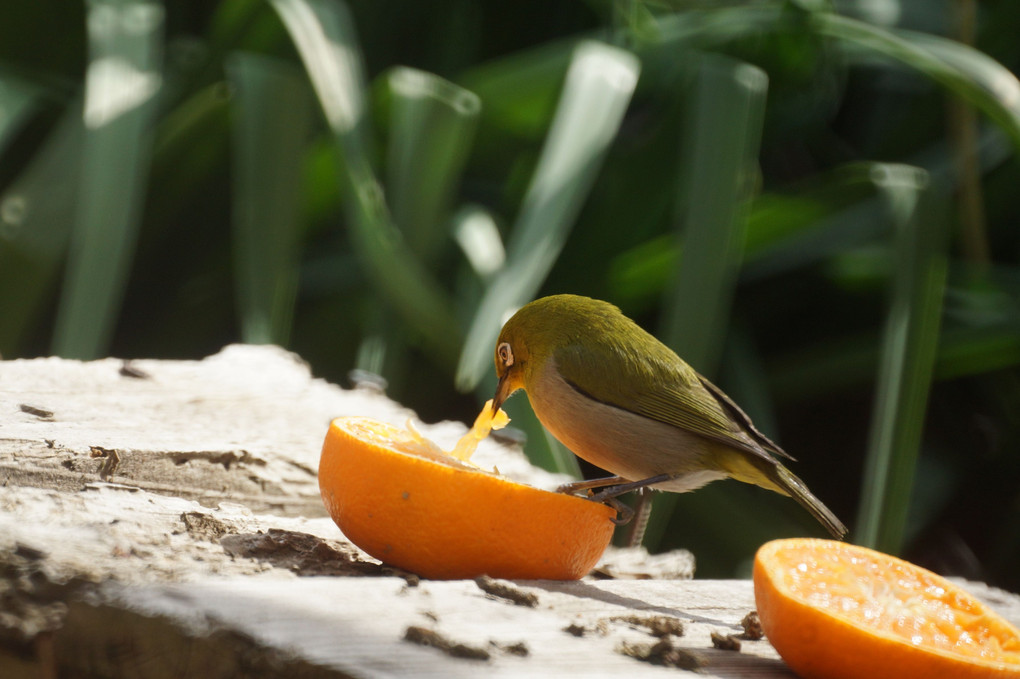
[1,0,1018,590]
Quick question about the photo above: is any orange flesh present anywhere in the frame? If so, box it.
[772,541,1020,662]
[754,538,1020,679]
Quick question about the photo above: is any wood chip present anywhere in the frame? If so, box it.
[563,622,587,637]
[403,626,490,661]
[610,614,685,638]
[118,361,151,379]
[219,528,381,576]
[710,630,742,651]
[740,610,764,640]
[19,403,54,420]
[474,576,538,607]
[89,446,121,480]
[490,640,529,657]
[617,637,701,669]
[180,511,232,541]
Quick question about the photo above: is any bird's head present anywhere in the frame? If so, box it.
[491,294,609,413]
[492,322,529,414]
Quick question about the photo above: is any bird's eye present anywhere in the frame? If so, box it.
[497,342,514,367]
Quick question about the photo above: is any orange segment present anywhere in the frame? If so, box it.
[318,412,615,580]
[754,538,1020,679]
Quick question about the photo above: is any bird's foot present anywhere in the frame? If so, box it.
[556,475,628,496]
[588,474,673,502]
[556,477,635,524]
[603,496,634,525]
[556,475,671,525]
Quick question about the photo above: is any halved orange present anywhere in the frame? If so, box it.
[754,538,1020,679]
[318,407,616,580]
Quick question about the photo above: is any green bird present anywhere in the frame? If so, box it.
[491,294,847,539]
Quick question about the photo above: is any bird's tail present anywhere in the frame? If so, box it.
[768,463,847,540]
[715,448,847,539]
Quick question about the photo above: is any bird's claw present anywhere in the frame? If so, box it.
[556,476,628,496]
[557,474,675,525]
[603,496,634,525]
[555,477,637,525]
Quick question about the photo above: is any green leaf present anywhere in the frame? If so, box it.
[382,67,480,265]
[0,105,84,355]
[812,13,1020,151]
[270,0,461,368]
[227,52,314,345]
[0,71,43,159]
[661,54,768,373]
[648,5,1020,152]
[147,83,233,229]
[645,54,768,551]
[451,204,505,283]
[856,164,949,552]
[459,39,574,140]
[52,0,164,358]
[455,40,640,392]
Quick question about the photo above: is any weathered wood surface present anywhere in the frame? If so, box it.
[1,345,1018,678]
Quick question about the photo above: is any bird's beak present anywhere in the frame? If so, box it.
[492,373,514,414]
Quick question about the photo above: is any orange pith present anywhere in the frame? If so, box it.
[753,538,1020,679]
[318,416,616,580]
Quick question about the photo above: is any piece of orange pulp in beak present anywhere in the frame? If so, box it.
[406,399,510,466]
[450,399,510,461]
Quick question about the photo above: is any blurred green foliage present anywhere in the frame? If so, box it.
[2,0,1019,590]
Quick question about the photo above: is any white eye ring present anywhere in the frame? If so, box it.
[497,342,514,367]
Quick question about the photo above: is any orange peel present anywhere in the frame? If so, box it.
[319,401,615,579]
[754,538,1020,679]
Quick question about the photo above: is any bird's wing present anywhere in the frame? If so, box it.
[555,340,792,461]
[694,374,794,460]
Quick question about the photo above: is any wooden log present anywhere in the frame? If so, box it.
[1,345,1017,678]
